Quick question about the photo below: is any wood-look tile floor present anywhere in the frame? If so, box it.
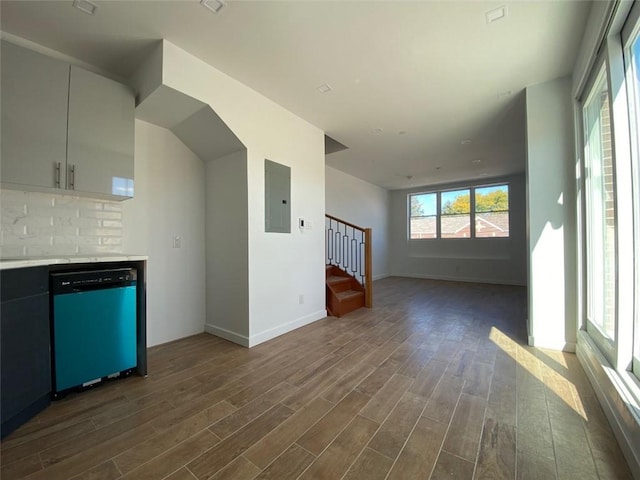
[1,277,634,480]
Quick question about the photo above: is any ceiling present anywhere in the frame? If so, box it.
[0,0,591,190]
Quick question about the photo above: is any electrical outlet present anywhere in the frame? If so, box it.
[173,235,181,248]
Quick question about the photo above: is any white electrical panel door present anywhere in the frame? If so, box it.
[265,159,291,233]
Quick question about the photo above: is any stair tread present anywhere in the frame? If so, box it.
[327,275,351,284]
[335,290,365,300]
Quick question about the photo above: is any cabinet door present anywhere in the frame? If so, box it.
[1,267,51,438]
[1,41,69,189]
[67,66,135,198]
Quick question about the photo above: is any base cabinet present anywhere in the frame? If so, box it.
[0,267,51,438]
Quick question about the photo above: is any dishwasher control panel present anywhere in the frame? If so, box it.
[51,268,136,294]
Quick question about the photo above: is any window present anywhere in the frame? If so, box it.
[583,66,617,347]
[475,185,509,238]
[578,0,640,386]
[409,193,437,239]
[441,189,471,238]
[623,7,640,377]
[408,184,509,239]
[575,0,640,455]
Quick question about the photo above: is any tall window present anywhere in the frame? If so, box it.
[408,184,509,239]
[623,8,640,377]
[475,185,509,238]
[583,66,617,348]
[441,189,471,238]
[409,193,437,239]
[577,0,640,448]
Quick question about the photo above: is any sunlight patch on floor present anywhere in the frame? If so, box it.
[489,326,587,420]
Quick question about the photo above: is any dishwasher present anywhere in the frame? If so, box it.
[50,268,137,397]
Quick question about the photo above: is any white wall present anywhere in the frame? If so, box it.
[325,166,390,280]
[205,150,250,342]
[122,120,206,347]
[388,174,527,286]
[157,40,326,346]
[525,76,577,351]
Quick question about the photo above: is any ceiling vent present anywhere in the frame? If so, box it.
[201,0,226,14]
[317,83,332,94]
[485,5,507,24]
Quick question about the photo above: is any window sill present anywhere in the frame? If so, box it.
[577,330,640,478]
[408,237,510,241]
[407,253,510,261]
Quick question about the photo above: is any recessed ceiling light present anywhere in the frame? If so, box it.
[201,0,226,14]
[461,139,471,145]
[317,83,332,94]
[73,0,97,15]
[486,5,507,24]
[370,128,383,135]
[472,159,482,164]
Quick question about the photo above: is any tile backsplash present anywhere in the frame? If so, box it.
[0,189,124,257]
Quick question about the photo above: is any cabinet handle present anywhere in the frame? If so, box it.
[69,164,75,190]
[54,162,61,188]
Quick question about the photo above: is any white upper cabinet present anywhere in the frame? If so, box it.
[1,41,135,200]
[1,41,69,189]
[67,66,135,198]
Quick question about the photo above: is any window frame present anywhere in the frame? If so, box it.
[581,58,617,364]
[474,185,511,239]
[622,0,640,380]
[440,188,472,239]
[577,0,640,392]
[408,182,510,240]
[408,192,438,239]
[573,0,640,462]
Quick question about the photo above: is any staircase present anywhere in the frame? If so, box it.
[325,214,373,317]
[326,265,366,317]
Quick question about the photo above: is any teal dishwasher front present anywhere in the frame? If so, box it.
[51,268,137,396]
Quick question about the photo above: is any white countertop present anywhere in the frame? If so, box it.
[0,254,148,270]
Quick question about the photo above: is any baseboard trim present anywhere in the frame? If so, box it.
[576,330,640,480]
[204,324,249,347]
[373,273,390,281]
[205,310,328,348]
[528,336,576,353]
[392,272,526,287]
[248,310,327,347]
